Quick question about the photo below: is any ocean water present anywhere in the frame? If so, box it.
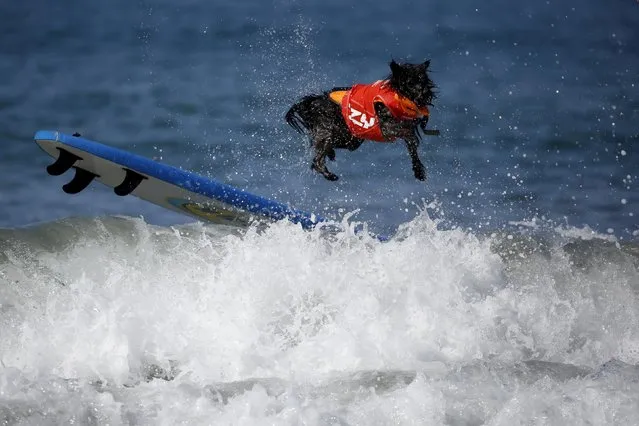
[1,0,638,424]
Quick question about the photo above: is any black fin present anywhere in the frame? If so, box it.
[62,168,99,194]
[114,168,147,196]
[47,148,82,176]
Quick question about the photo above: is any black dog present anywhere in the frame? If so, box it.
[285,60,437,181]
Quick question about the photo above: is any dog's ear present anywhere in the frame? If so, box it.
[423,60,431,69]
[390,60,402,75]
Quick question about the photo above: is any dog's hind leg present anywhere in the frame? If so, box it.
[311,138,339,181]
[404,135,426,181]
[326,147,336,161]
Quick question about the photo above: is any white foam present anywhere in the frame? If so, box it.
[1,213,638,423]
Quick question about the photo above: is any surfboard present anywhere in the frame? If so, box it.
[33,130,325,230]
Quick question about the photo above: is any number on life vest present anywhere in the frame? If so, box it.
[348,107,375,129]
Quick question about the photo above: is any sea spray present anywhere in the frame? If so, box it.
[1,213,638,424]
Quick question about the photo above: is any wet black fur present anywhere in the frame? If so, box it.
[285,60,436,181]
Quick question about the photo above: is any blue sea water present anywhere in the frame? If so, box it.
[1,0,637,235]
[1,1,638,424]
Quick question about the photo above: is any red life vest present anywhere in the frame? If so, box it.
[340,80,429,142]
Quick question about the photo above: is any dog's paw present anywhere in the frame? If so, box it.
[413,164,427,181]
[311,163,339,181]
[324,172,339,181]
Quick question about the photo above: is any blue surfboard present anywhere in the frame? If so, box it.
[34,130,325,230]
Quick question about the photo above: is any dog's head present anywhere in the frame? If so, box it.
[388,60,436,109]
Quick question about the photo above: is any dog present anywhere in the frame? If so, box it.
[285,60,438,181]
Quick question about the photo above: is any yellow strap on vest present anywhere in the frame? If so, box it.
[394,94,429,117]
[329,90,347,105]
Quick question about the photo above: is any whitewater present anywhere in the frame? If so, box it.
[1,210,638,425]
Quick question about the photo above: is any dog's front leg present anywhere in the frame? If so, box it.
[404,135,426,181]
[311,138,339,181]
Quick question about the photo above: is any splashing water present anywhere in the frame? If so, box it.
[1,212,638,424]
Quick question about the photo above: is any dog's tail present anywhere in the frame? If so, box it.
[285,94,326,135]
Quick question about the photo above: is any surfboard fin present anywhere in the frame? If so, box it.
[114,168,147,196]
[47,148,82,176]
[62,168,99,194]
